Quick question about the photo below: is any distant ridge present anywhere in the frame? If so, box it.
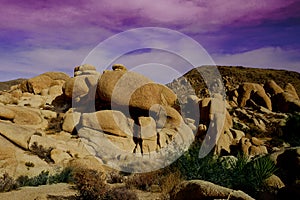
[181,65,300,96]
[0,78,26,91]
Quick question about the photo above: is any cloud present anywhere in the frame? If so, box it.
[1,0,299,34]
[212,46,300,73]
[0,47,92,81]
[0,0,299,81]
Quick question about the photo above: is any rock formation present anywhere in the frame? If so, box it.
[0,65,299,199]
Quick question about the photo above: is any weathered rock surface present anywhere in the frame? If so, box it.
[81,110,133,137]
[238,82,272,110]
[264,175,285,189]
[284,83,299,100]
[0,105,15,120]
[264,80,284,96]
[170,180,254,200]
[97,70,177,111]
[0,121,36,149]
[74,64,98,76]
[62,109,81,133]
[0,134,52,178]
[20,72,69,94]
[0,91,17,104]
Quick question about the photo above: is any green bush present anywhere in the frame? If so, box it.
[48,167,73,184]
[16,168,73,187]
[172,142,277,196]
[17,171,49,187]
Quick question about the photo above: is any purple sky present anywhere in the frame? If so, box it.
[0,0,300,81]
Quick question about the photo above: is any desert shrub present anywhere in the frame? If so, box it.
[30,142,54,163]
[0,172,18,192]
[17,170,49,187]
[125,171,160,191]
[106,171,123,184]
[46,115,63,134]
[159,169,183,200]
[105,187,138,200]
[17,168,73,187]
[72,168,109,200]
[48,167,73,184]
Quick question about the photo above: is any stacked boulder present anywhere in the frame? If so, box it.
[264,80,300,113]
[61,64,194,168]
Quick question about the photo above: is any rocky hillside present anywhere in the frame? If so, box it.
[167,66,300,100]
[0,65,299,199]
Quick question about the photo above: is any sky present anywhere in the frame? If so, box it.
[0,0,300,82]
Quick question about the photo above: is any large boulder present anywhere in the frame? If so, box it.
[62,109,81,133]
[238,82,272,110]
[42,72,70,81]
[0,105,47,129]
[0,105,15,120]
[80,110,134,137]
[0,121,36,149]
[170,180,254,200]
[7,106,44,126]
[0,135,53,179]
[63,74,99,108]
[74,64,99,76]
[285,83,299,100]
[130,82,177,110]
[63,77,88,99]
[97,70,177,111]
[138,116,158,153]
[78,121,194,172]
[18,94,47,108]
[264,80,284,96]
[0,92,18,105]
[149,104,182,130]
[20,72,70,94]
[216,129,234,154]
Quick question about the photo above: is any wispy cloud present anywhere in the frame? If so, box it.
[0,0,299,80]
[213,46,300,72]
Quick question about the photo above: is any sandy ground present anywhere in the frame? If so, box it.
[0,183,77,200]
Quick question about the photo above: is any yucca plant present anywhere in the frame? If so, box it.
[251,156,277,188]
[172,141,277,197]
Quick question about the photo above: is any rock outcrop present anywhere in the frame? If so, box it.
[20,72,69,94]
[1,65,300,199]
[170,180,254,200]
[238,82,272,110]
